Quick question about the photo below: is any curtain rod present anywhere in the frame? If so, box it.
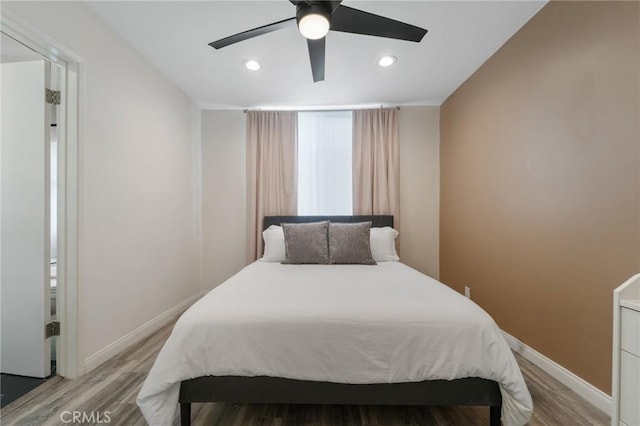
[242,106,401,113]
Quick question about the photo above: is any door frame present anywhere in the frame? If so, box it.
[1,11,83,379]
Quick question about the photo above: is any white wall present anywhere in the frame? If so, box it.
[3,2,203,372]
[201,110,246,289]
[399,106,440,279]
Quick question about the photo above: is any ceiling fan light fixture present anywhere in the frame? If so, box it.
[243,59,261,71]
[210,1,428,83]
[378,55,397,67]
[297,5,331,40]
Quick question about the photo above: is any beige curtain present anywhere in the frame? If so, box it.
[352,108,399,227]
[246,111,298,262]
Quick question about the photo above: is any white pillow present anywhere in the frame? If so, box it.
[370,227,400,262]
[262,225,286,262]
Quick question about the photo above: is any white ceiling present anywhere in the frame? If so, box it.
[87,1,546,109]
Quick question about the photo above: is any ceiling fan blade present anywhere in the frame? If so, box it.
[209,17,296,49]
[330,6,427,42]
[307,37,325,82]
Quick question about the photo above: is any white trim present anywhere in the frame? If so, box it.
[60,63,82,378]
[83,292,205,373]
[502,330,611,415]
[0,8,83,66]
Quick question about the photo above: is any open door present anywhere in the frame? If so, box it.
[1,58,53,378]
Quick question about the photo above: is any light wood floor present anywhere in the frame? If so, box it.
[1,320,609,426]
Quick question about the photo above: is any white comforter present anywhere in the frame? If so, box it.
[137,262,533,426]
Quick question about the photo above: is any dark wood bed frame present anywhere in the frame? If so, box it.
[179,215,502,426]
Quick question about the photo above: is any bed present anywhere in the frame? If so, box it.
[137,215,532,426]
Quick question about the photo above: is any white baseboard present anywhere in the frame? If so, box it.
[83,291,205,374]
[502,331,611,415]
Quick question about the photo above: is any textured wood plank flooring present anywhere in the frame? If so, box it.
[1,319,609,425]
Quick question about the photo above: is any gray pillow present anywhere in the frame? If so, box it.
[329,222,377,265]
[282,221,330,264]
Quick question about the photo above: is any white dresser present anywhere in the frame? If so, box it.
[613,274,640,426]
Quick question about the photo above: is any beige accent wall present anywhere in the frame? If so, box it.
[440,1,639,394]
[201,110,247,289]
[399,107,440,279]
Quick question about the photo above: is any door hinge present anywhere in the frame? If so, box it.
[45,321,61,338]
[46,89,61,105]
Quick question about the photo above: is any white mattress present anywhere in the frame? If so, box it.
[137,261,533,425]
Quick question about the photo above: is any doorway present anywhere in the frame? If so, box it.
[0,31,62,407]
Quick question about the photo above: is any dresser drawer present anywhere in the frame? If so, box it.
[621,307,640,357]
[620,350,640,426]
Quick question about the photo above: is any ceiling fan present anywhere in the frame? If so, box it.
[209,1,428,83]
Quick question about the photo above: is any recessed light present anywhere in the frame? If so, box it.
[378,55,397,67]
[243,59,261,71]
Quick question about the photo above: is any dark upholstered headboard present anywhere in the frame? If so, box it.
[263,215,393,231]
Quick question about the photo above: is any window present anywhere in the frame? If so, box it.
[297,111,353,215]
